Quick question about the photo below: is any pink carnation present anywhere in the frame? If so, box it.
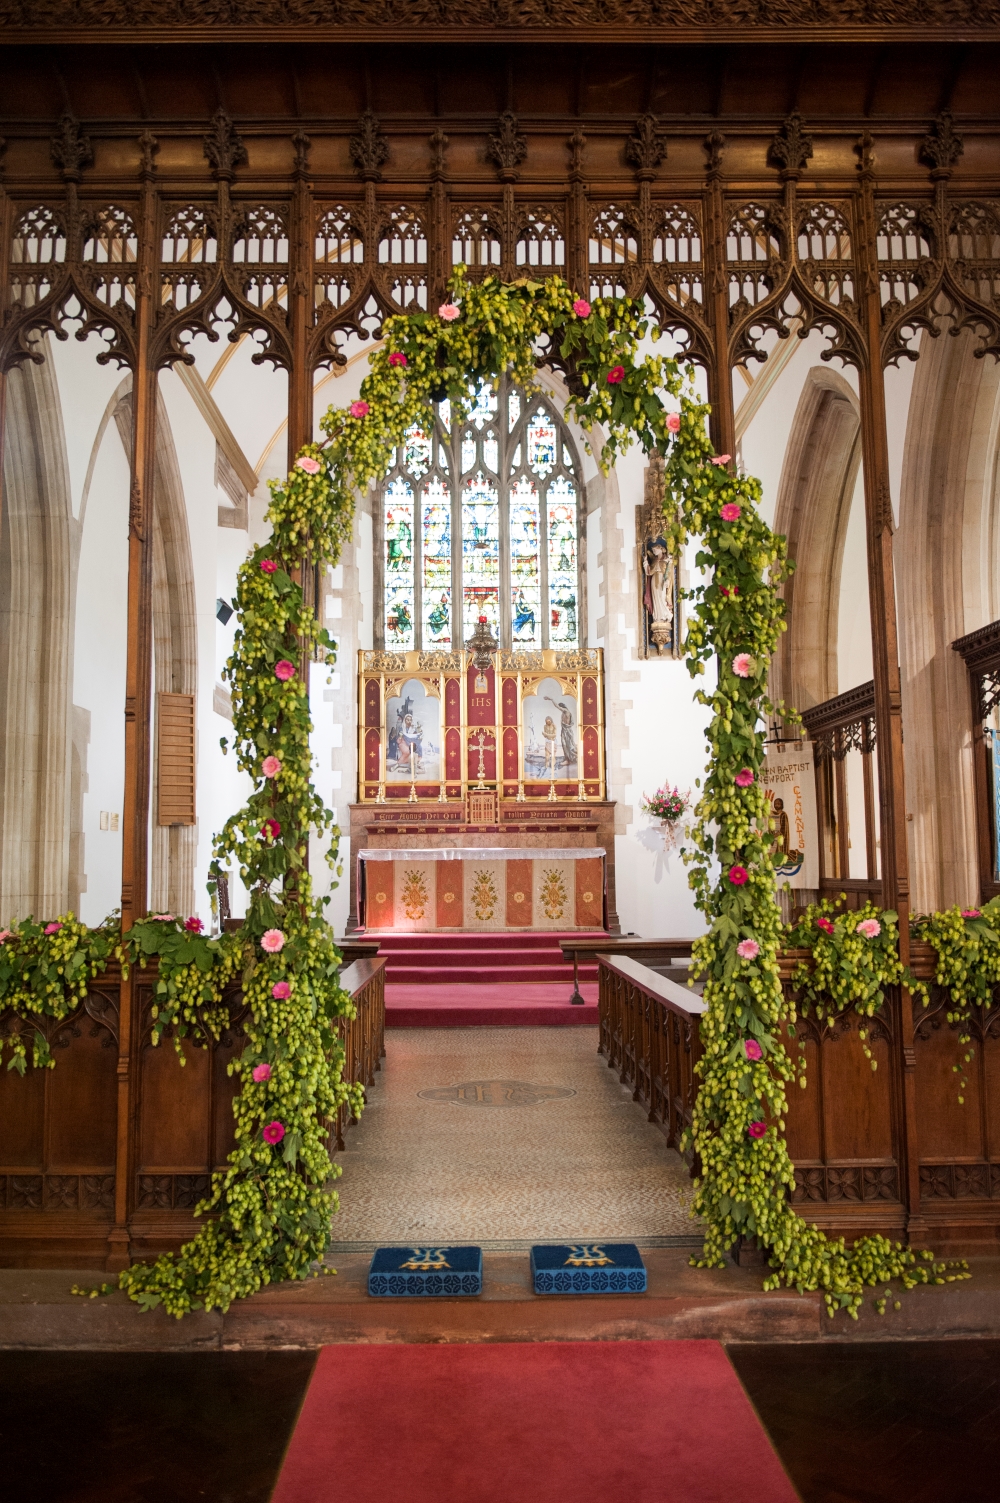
[736,939,760,960]
[252,1062,272,1083]
[274,660,296,682]
[573,298,591,317]
[732,654,755,678]
[962,909,982,919]
[271,981,291,1000]
[44,922,62,935]
[184,916,203,933]
[438,303,460,321]
[817,917,835,935]
[388,352,407,367]
[260,558,277,574]
[734,768,754,787]
[709,454,732,466]
[720,503,742,522]
[744,1038,763,1061]
[667,413,681,433]
[856,918,881,939]
[262,756,281,779]
[728,865,749,886]
[261,929,285,954]
[295,456,321,475]
[606,365,625,385]
[262,1120,285,1145]
[349,400,369,419]
[748,1120,767,1139]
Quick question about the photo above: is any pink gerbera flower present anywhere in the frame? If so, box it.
[262,818,281,842]
[744,1038,763,1061]
[388,352,407,367]
[44,922,62,935]
[262,1120,285,1144]
[816,917,835,935]
[606,365,625,385]
[271,981,291,1000]
[438,303,460,321]
[748,1121,767,1139]
[260,558,277,574]
[252,1062,272,1083]
[349,400,369,419]
[719,585,739,599]
[0,930,12,943]
[261,929,285,954]
[720,503,742,522]
[856,918,881,939]
[962,908,982,919]
[736,939,760,960]
[184,916,203,933]
[262,756,281,779]
[151,914,175,922]
[573,298,591,317]
[667,413,681,433]
[295,456,321,475]
[728,865,749,886]
[709,454,732,466]
[274,660,296,681]
[732,654,755,678]
[734,768,754,787]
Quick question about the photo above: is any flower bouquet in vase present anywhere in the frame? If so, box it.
[640,784,691,850]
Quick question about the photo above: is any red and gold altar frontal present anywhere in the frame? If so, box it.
[357,648,605,805]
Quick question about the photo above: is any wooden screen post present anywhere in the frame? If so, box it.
[703,135,737,464]
[855,135,924,1240]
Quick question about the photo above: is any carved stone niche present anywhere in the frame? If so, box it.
[636,452,680,660]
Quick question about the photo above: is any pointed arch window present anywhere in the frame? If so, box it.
[376,378,583,652]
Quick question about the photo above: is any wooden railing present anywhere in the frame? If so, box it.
[599,946,1000,1256]
[0,953,386,1270]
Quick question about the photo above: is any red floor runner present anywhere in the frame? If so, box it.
[271,1340,800,1503]
[386,980,598,1026]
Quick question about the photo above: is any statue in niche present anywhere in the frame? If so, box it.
[636,452,681,659]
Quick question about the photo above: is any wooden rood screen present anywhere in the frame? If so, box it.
[598,951,1000,1255]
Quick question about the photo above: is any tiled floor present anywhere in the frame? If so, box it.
[330,1025,700,1247]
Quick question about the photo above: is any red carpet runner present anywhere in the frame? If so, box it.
[271,1340,800,1503]
[373,931,602,1026]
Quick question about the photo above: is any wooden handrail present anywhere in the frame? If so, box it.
[333,955,387,1151]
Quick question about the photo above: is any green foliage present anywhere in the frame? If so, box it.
[0,915,122,1074]
[911,898,1000,1101]
[122,917,243,1054]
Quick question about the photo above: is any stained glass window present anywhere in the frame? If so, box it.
[377,377,583,651]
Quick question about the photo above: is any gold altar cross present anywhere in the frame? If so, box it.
[468,727,496,790]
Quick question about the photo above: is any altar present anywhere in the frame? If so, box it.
[347,646,619,932]
[358,848,606,932]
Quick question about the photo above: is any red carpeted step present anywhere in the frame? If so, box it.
[386,981,598,1025]
[363,929,606,986]
[271,1340,800,1503]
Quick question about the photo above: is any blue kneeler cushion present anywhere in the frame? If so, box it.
[530,1243,647,1295]
[368,1246,483,1297]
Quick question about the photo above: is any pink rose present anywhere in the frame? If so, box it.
[606,366,625,385]
[734,768,754,787]
[438,303,460,321]
[736,939,760,960]
[962,909,982,918]
[262,1120,285,1144]
[252,1062,272,1083]
[732,654,754,678]
[262,818,281,842]
[260,558,278,574]
[261,929,285,954]
[817,917,835,935]
[667,412,681,433]
[709,454,732,466]
[184,916,203,933]
[44,922,62,935]
[350,400,369,418]
[262,756,281,779]
[720,503,742,522]
[274,660,296,682]
[856,918,881,939]
[748,1121,767,1139]
[728,865,749,886]
[271,981,291,1000]
[573,298,591,317]
[295,456,321,475]
[388,352,407,367]
[744,1038,763,1061]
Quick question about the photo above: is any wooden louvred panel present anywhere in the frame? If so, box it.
[157,692,196,827]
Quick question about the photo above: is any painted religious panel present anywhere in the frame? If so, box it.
[385,678,441,783]
[762,741,819,888]
[523,677,578,780]
[636,453,681,659]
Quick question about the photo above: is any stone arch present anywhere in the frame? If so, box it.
[896,328,1000,911]
[771,366,862,715]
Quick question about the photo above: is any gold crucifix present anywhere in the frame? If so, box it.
[468,727,496,790]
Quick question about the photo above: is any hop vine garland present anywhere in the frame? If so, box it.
[0,268,970,1317]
